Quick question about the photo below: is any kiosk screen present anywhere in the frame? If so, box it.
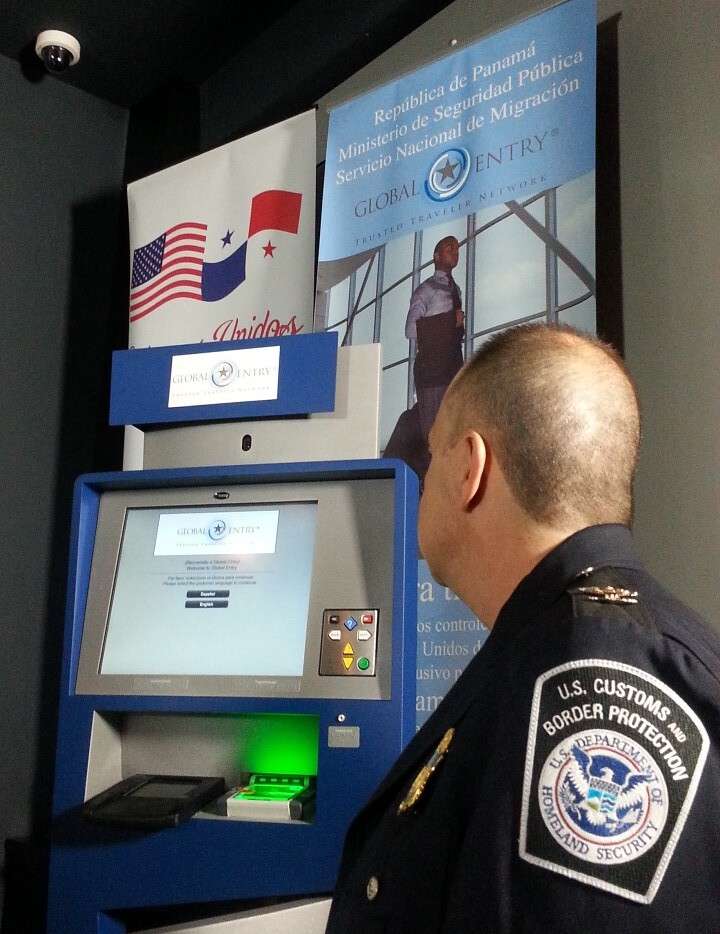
[100,502,317,677]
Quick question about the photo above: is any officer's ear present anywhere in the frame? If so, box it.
[459,430,487,512]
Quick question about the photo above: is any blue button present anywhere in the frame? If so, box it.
[345,617,358,631]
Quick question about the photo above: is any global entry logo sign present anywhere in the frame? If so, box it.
[211,361,236,388]
[425,147,471,201]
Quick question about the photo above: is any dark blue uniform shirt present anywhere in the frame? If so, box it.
[326,525,720,933]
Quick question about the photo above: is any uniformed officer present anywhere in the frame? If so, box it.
[325,323,720,933]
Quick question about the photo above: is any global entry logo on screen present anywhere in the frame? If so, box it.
[154,510,280,556]
[207,519,229,541]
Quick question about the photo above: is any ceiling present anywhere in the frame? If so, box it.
[0,0,454,110]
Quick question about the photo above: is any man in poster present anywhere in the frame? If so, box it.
[384,236,465,479]
[406,235,465,443]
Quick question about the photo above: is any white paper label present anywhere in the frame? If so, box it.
[167,345,280,408]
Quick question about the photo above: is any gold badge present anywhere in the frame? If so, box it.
[398,728,455,814]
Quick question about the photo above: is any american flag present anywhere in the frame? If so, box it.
[129,222,207,322]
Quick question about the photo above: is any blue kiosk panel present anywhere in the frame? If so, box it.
[47,460,417,934]
[109,332,338,427]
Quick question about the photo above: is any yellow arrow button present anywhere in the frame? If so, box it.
[342,656,353,670]
[343,643,354,656]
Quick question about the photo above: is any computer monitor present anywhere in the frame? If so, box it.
[100,500,317,678]
[75,471,396,700]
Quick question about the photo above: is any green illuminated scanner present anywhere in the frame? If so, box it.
[227,774,316,822]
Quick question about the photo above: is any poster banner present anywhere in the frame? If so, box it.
[317,0,596,725]
[319,0,595,262]
[128,109,316,349]
[416,560,488,731]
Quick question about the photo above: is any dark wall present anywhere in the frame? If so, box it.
[125,81,201,183]
[0,52,128,921]
[200,0,453,149]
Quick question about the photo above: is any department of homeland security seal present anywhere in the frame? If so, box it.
[520,659,708,903]
[539,729,668,863]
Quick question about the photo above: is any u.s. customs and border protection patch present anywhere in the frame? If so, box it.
[519,659,709,903]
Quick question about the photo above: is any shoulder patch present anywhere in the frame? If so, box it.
[519,659,709,904]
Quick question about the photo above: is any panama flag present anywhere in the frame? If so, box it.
[127,110,315,348]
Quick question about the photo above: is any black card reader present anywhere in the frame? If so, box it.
[82,774,226,829]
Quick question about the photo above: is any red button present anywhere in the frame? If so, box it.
[362,613,374,624]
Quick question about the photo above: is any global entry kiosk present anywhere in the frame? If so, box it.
[47,334,419,932]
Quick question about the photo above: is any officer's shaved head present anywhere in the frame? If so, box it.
[444,324,640,527]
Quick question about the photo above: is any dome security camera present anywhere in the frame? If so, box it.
[35,30,81,73]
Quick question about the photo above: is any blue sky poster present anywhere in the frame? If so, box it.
[320,0,595,262]
[416,560,488,731]
[317,0,597,726]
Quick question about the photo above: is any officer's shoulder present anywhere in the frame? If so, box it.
[511,566,720,909]
[557,566,720,694]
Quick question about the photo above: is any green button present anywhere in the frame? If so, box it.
[357,657,370,671]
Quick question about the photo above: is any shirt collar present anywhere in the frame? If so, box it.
[432,269,452,284]
[487,523,644,645]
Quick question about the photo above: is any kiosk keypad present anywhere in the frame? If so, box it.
[319,609,378,676]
